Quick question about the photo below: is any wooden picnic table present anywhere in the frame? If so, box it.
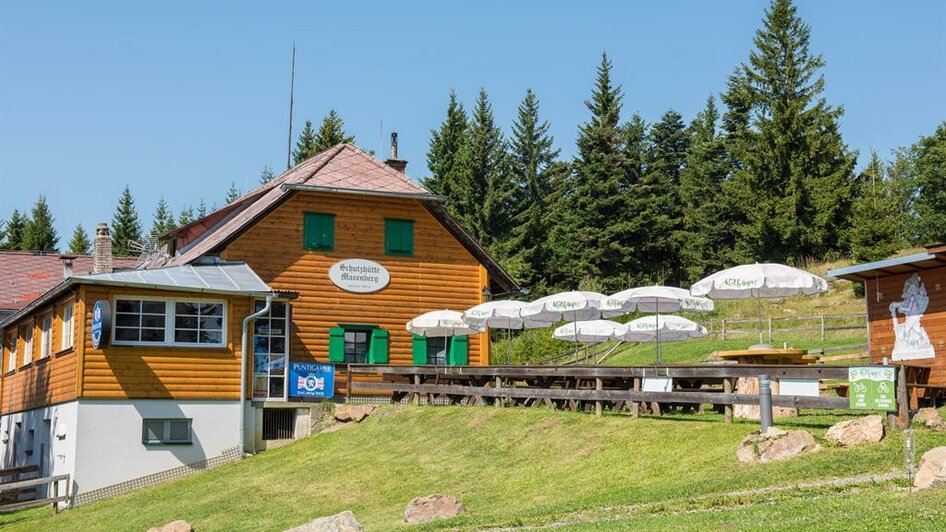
[716,348,811,419]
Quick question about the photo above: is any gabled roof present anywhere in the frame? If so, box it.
[164,143,519,293]
[0,251,138,312]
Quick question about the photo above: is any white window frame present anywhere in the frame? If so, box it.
[61,301,75,351]
[252,299,290,401]
[40,313,53,359]
[21,323,33,366]
[6,332,17,372]
[111,296,228,348]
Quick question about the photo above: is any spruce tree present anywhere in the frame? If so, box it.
[1,209,27,250]
[911,121,946,245]
[111,185,142,256]
[225,182,241,205]
[67,224,91,254]
[260,165,276,185]
[178,206,195,227]
[424,91,469,205]
[23,194,59,252]
[196,198,208,218]
[150,197,176,237]
[725,0,856,262]
[292,120,317,165]
[505,89,561,291]
[313,110,354,153]
[849,152,904,263]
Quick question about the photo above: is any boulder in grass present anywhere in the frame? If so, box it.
[914,447,946,491]
[736,427,819,463]
[914,408,946,431]
[283,511,364,531]
[826,415,884,447]
[333,405,375,423]
[147,521,193,532]
[403,495,465,524]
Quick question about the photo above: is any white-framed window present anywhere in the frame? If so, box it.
[112,297,226,348]
[6,332,16,372]
[61,302,75,351]
[141,418,192,445]
[40,313,53,359]
[21,324,33,366]
[252,300,289,400]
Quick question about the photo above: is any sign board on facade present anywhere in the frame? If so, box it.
[848,366,896,411]
[289,362,335,399]
[328,259,390,293]
[91,300,111,349]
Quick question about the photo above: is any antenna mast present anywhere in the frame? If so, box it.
[286,42,296,170]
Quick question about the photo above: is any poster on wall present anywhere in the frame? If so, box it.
[848,366,896,411]
[889,273,935,361]
[289,362,335,399]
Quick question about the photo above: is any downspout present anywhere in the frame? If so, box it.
[240,295,272,456]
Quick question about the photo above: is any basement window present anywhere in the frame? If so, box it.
[142,418,192,445]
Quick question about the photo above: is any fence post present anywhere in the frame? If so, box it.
[52,478,59,514]
[631,378,640,419]
[495,376,503,408]
[413,374,421,406]
[759,375,773,432]
[894,365,909,430]
[820,315,826,341]
[721,319,726,340]
[595,378,603,417]
[723,378,733,423]
[346,365,352,403]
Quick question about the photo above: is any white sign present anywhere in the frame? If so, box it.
[777,378,820,398]
[642,377,673,393]
[329,259,390,293]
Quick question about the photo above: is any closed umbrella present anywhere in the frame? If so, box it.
[690,263,828,347]
[462,301,552,364]
[521,291,607,356]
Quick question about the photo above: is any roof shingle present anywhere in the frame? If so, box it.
[0,252,139,311]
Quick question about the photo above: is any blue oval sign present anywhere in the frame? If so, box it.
[91,300,111,349]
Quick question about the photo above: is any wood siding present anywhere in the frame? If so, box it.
[865,266,946,384]
[221,191,490,369]
[1,293,79,414]
[77,286,251,400]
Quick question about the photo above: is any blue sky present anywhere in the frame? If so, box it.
[1,1,944,244]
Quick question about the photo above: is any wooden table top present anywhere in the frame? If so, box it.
[717,348,810,365]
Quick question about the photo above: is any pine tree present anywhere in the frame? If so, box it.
[292,120,317,165]
[550,53,630,290]
[424,91,469,205]
[178,206,195,227]
[504,89,561,291]
[849,152,904,263]
[260,166,276,185]
[725,0,856,263]
[111,185,142,256]
[225,182,241,205]
[1,209,27,250]
[196,198,208,218]
[67,224,91,254]
[313,110,354,153]
[679,96,737,282]
[911,121,946,245]
[23,194,59,252]
[150,197,176,237]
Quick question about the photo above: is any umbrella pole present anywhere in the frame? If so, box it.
[507,319,512,365]
[655,299,662,365]
[756,293,764,346]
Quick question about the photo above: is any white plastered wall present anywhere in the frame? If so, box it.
[0,401,80,490]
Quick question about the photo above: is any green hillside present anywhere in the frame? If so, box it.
[4,406,945,531]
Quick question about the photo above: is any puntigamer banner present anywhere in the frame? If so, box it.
[848,366,896,411]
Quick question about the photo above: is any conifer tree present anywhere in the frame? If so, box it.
[150,197,176,237]
[111,186,142,256]
[260,166,276,184]
[424,91,469,205]
[225,182,241,205]
[911,121,946,245]
[67,224,91,254]
[1,209,27,250]
[505,89,561,291]
[724,0,856,262]
[849,152,904,263]
[23,194,59,252]
[292,120,317,165]
[313,110,354,153]
[178,206,195,227]
[196,198,208,218]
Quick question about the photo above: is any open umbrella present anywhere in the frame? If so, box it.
[407,310,484,337]
[614,315,707,344]
[690,263,828,347]
[521,291,606,356]
[602,285,715,363]
[462,301,552,364]
[552,319,623,343]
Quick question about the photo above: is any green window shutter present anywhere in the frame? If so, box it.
[303,212,335,251]
[384,219,414,256]
[412,334,427,365]
[368,329,389,364]
[328,327,345,362]
[448,335,468,366]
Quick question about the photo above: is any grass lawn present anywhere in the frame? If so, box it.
[604,336,868,365]
[2,406,944,531]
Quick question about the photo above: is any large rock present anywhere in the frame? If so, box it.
[333,405,375,423]
[736,427,820,463]
[283,511,364,532]
[914,408,946,431]
[147,521,193,532]
[826,415,884,447]
[914,447,946,491]
[403,494,465,524]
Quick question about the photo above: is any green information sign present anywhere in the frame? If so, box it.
[848,366,896,411]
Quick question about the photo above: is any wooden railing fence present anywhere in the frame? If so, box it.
[0,465,69,513]
[706,313,867,341]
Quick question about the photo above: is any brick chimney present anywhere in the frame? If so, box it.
[384,132,408,173]
[93,223,113,274]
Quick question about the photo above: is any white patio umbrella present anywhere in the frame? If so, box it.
[690,263,828,347]
[462,301,553,364]
[407,310,484,337]
[614,315,707,344]
[521,291,607,356]
[602,285,715,363]
[552,319,624,343]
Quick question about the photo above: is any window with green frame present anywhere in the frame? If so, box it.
[328,326,389,364]
[303,212,335,251]
[384,219,414,256]
[412,335,468,365]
